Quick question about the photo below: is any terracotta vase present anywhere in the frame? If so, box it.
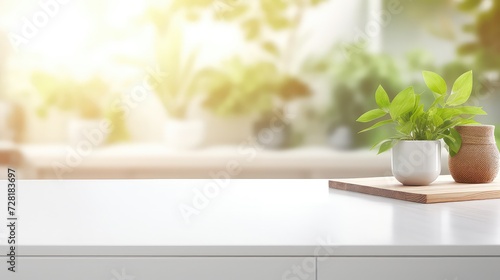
[449,125,500,183]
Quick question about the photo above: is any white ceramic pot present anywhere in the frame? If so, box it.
[164,119,205,150]
[391,140,441,186]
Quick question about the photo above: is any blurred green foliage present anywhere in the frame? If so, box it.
[458,0,500,70]
[146,0,328,37]
[306,44,404,148]
[31,72,130,144]
[145,0,323,119]
[105,108,131,144]
[197,58,274,117]
[406,49,437,73]
[168,0,320,118]
[392,0,457,39]
[197,57,310,117]
[218,0,328,42]
[209,0,322,116]
[31,72,107,119]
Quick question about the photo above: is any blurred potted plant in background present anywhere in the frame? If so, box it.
[144,0,324,148]
[31,72,130,145]
[196,56,310,147]
[155,28,203,149]
[207,0,322,148]
[305,44,403,149]
[252,72,311,149]
[195,58,273,145]
[145,5,206,149]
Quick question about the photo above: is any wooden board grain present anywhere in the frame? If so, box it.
[329,175,500,203]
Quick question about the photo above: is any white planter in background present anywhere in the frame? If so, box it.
[391,140,441,186]
[164,119,205,150]
[67,118,108,147]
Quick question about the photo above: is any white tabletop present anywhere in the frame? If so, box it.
[1,178,500,257]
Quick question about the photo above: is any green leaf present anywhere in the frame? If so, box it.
[375,85,390,111]
[432,114,444,127]
[427,108,444,127]
[389,87,416,120]
[430,94,446,108]
[357,109,387,123]
[396,121,413,135]
[444,128,462,157]
[425,130,433,140]
[436,108,460,120]
[412,93,421,112]
[457,118,480,125]
[438,120,458,131]
[378,140,397,154]
[434,106,484,121]
[438,118,477,133]
[453,106,487,115]
[410,104,425,124]
[446,70,473,106]
[359,119,393,133]
[423,71,447,95]
[371,139,395,153]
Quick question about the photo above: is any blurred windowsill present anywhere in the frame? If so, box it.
[6,144,449,179]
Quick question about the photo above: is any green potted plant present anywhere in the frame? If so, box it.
[357,70,486,185]
[31,71,129,145]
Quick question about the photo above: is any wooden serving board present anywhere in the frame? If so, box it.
[329,175,500,204]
